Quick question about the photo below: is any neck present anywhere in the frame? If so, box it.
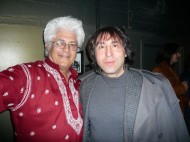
[60,68,70,81]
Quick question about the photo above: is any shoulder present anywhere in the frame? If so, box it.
[22,60,43,67]
[131,68,179,109]
[131,68,168,82]
[78,70,97,82]
[132,68,179,109]
[130,68,164,79]
[130,68,172,91]
[2,60,42,74]
[16,61,44,78]
[21,60,44,70]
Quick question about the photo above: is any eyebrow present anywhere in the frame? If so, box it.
[111,40,120,44]
[57,39,77,44]
[96,40,120,45]
[96,41,104,45]
[69,41,77,44]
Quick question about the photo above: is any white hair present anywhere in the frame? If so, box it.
[44,16,85,54]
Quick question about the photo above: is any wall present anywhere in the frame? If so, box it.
[0,24,44,142]
[0,0,189,69]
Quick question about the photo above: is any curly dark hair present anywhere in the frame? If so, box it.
[86,26,135,74]
[155,43,180,65]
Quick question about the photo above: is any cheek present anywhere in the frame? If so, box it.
[95,51,103,59]
[48,48,56,57]
[95,52,103,65]
[73,53,77,60]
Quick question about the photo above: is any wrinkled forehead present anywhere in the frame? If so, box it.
[96,32,121,43]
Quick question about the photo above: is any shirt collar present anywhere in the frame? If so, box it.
[44,57,78,79]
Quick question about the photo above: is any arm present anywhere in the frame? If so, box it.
[0,65,26,112]
[158,78,190,142]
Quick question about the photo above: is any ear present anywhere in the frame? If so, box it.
[44,43,51,56]
[45,43,49,49]
[45,43,52,51]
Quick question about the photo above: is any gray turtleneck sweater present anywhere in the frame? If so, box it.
[88,70,128,142]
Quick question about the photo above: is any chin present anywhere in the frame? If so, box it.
[103,69,116,74]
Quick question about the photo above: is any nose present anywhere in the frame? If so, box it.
[106,46,113,57]
[62,44,70,51]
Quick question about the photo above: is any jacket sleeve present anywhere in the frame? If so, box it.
[166,82,189,141]
[154,73,190,142]
[141,70,190,141]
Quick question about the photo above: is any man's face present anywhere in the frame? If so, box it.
[95,34,126,78]
[48,29,77,71]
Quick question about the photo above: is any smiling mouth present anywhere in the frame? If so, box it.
[59,54,70,58]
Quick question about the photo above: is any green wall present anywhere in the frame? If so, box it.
[0,24,44,142]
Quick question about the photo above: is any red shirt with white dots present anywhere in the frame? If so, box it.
[0,58,83,142]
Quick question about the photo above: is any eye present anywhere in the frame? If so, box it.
[69,43,78,51]
[69,43,77,47]
[96,44,106,49]
[56,40,66,46]
[112,42,119,48]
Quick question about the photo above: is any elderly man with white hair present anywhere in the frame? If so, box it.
[0,16,85,142]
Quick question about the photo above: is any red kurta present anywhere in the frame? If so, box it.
[0,58,83,142]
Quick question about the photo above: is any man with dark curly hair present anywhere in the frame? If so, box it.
[80,27,189,142]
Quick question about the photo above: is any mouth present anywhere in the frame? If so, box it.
[105,60,115,66]
[58,54,70,59]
